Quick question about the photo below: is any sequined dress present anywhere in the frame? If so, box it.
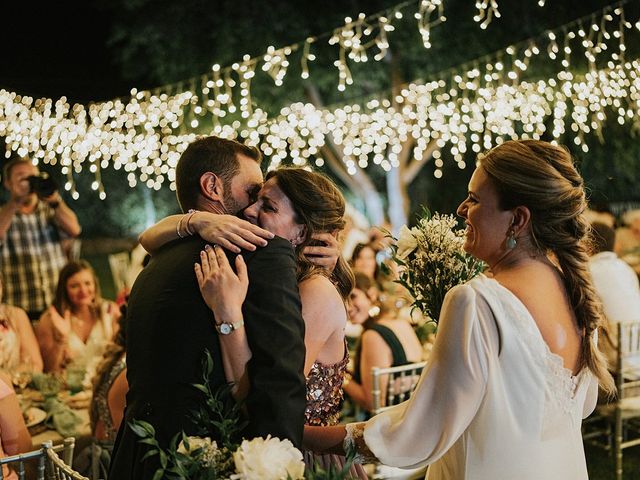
[303,345,368,479]
[92,355,126,442]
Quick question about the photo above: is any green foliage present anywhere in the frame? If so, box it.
[130,351,242,480]
[304,446,357,480]
[388,207,484,321]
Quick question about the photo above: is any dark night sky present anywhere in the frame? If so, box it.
[0,1,131,103]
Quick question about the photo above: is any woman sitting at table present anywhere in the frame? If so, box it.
[36,260,121,373]
[344,272,423,414]
[0,279,43,374]
[0,372,32,480]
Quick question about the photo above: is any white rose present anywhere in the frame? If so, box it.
[232,436,305,480]
[396,225,419,260]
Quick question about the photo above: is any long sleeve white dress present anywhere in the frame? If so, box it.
[358,275,598,480]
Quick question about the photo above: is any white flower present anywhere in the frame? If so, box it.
[177,436,219,468]
[232,436,305,480]
[396,225,419,259]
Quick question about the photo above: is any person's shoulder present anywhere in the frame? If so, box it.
[244,235,294,261]
[299,274,335,295]
[445,275,491,303]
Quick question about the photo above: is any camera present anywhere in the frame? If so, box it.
[27,172,58,198]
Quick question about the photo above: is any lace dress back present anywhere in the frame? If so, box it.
[358,275,598,480]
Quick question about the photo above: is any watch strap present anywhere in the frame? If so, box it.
[215,319,244,334]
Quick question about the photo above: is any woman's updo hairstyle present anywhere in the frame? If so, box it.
[266,168,355,300]
[479,139,614,394]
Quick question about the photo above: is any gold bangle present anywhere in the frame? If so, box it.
[185,209,198,236]
[176,216,186,239]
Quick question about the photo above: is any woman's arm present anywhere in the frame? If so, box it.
[14,307,43,372]
[0,374,32,455]
[346,330,392,411]
[108,368,128,434]
[139,212,274,254]
[195,244,252,400]
[34,307,71,372]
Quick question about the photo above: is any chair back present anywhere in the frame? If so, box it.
[108,251,130,294]
[616,321,640,399]
[371,361,427,416]
[43,439,89,480]
[0,438,75,480]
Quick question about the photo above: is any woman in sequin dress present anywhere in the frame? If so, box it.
[142,168,367,477]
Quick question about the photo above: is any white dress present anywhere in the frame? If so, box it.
[67,302,116,377]
[360,275,598,480]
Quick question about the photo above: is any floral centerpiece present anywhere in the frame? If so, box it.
[131,353,355,480]
[389,208,485,325]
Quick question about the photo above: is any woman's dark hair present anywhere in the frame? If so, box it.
[266,168,354,300]
[53,260,103,316]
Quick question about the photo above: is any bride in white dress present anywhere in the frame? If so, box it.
[304,139,615,480]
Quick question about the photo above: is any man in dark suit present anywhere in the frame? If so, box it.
[108,136,307,479]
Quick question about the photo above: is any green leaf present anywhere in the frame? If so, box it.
[140,449,158,462]
[151,469,165,480]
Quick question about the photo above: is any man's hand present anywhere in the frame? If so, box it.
[303,232,341,272]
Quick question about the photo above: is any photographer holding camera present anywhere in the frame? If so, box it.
[0,157,81,321]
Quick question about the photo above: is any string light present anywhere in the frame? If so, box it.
[474,0,501,29]
[0,0,636,196]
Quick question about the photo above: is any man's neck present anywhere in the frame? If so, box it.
[16,195,38,214]
[196,199,227,215]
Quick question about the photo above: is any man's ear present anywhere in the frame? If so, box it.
[511,205,531,236]
[199,172,225,203]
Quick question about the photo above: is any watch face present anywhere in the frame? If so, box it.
[219,323,232,335]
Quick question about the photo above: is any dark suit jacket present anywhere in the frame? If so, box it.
[108,236,306,480]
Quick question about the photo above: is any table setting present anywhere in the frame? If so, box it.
[15,370,92,446]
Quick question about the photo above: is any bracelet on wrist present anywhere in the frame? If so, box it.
[185,209,198,236]
[176,215,186,239]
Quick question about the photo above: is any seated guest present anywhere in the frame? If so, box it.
[344,272,423,413]
[0,279,43,374]
[350,243,382,291]
[589,221,640,364]
[0,372,32,480]
[36,260,120,373]
[90,312,127,442]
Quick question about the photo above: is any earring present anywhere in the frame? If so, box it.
[506,229,517,250]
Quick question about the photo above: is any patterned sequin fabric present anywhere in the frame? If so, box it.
[304,345,349,426]
[94,356,126,442]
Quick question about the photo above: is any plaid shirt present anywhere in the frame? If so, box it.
[0,201,68,313]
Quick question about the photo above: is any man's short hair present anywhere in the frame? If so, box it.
[3,157,33,182]
[590,221,616,254]
[175,136,261,212]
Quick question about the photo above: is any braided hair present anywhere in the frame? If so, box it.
[480,140,614,395]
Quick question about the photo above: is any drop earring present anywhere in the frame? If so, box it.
[506,229,517,250]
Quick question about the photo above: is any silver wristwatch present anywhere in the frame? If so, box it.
[215,320,244,335]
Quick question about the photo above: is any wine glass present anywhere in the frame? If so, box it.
[11,355,34,391]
